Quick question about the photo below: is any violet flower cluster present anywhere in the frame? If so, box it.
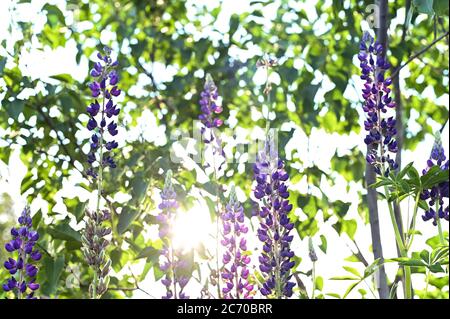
[157,170,190,299]
[198,74,225,172]
[81,209,111,298]
[421,134,449,224]
[253,135,296,298]
[358,32,398,176]
[86,46,121,179]
[3,206,41,299]
[220,186,254,299]
[199,74,223,135]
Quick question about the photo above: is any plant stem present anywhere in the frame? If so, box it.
[311,261,316,299]
[170,243,178,299]
[92,88,106,300]
[436,200,445,245]
[264,66,272,136]
[406,192,421,251]
[212,132,222,299]
[382,184,411,299]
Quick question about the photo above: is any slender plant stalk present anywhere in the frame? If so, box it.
[263,62,283,299]
[406,192,421,251]
[213,144,221,298]
[425,269,430,298]
[382,184,411,299]
[170,243,178,299]
[311,261,316,299]
[271,184,282,299]
[92,88,106,300]
[436,201,445,245]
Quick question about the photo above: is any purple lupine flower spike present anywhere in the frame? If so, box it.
[253,132,296,298]
[359,32,398,176]
[157,170,191,299]
[199,73,223,133]
[86,46,121,179]
[3,206,41,299]
[198,73,225,169]
[420,132,449,224]
[221,186,254,299]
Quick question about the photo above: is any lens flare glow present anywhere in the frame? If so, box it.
[171,203,214,252]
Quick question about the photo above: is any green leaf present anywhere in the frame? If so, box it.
[130,172,149,206]
[40,255,65,296]
[64,197,87,223]
[330,276,360,280]
[388,257,426,267]
[363,258,380,278]
[315,276,324,291]
[205,197,217,222]
[229,14,240,36]
[43,4,66,27]
[343,266,362,278]
[434,0,449,15]
[397,162,414,180]
[421,166,449,189]
[6,99,25,120]
[420,249,431,264]
[389,282,398,299]
[413,0,435,15]
[50,73,73,83]
[429,263,445,273]
[136,246,159,261]
[0,58,6,75]
[318,235,327,254]
[117,206,140,234]
[47,219,81,245]
[406,166,421,186]
[343,280,361,298]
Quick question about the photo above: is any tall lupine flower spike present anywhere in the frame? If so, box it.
[253,133,296,298]
[82,46,120,299]
[157,170,190,299]
[199,73,223,134]
[358,32,398,177]
[198,74,225,297]
[81,209,111,298]
[198,73,226,171]
[3,206,41,299]
[420,133,449,225]
[221,186,254,299]
[86,46,121,179]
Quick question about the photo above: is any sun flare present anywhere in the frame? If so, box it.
[171,203,214,252]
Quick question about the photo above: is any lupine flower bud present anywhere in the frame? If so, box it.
[421,133,449,225]
[253,133,296,298]
[220,186,255,299]
[86,46,121,179]
[82,209,111,298]
[359,32,398,176]
[158,170,191,299]
[308,237,318,262]
[3,206,41,299]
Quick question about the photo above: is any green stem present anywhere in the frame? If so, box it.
[92,88,106,300]
[383,184,411,299]
[311,261,316,299]
[264,67,272,136]
[212,132,221,299]
[436,200,445,245]
[425,269,430,299]
[406,192,421,251]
